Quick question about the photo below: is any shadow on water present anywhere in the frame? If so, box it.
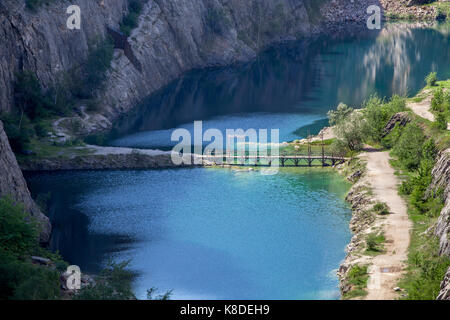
[26,171,138,274]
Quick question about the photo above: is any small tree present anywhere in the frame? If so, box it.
[425,72,437,87]
[393,123,425,170]
[431,88,444,112]
[334,112,368,151]
[435,112,447,130]
[327,103,354,126]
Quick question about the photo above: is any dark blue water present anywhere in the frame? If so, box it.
[26,23,450,300]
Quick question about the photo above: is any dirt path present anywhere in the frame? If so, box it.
[407,95,435,122]
[407,92,450,130]
[360,151,412,300]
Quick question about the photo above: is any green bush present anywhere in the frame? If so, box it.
[403,239,450,300]
[431,88,444,112]
[0,197,62,300]
[0,112,35,152]
[120,0,144,36]
[343,264,369,299]
[14,72,54,121]
[425,72,437,87]
[392,123,426,170]
[372,202,390,215]
[74,39,114,99]
[381,122,403,149]
[364,95,406,143]
[0,197,38,257]
[327,103,353,126]
[435,112,447,130]
[334,112,368,151]
[366,233,385,252]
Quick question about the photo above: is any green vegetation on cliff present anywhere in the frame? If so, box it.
[0,197,63,299]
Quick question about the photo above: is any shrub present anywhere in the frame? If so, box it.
[0,112,35,152]
[327,103,353,126]
[0,197,37,257]
[0,197,62,300]
[334,112,368,151]
[392,123,425,170]
[14,72,54,121]
[366,233,385,253]
[435,112,447,130]
[34,121,51,138]
[381,122,403,149]
[373,202,390,215]
[120,0,144,36]
[431,88,444,112]
[74,38,114,99]
[403,239,450,300]
[422,138,437,161]
[364,95,406,143]
[425,72,437,87]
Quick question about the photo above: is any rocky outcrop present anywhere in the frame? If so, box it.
[18,146,198,171]
[0,0,128,113]
[437,267,450,300]
[0,0,378,134]
[382,112,410,138]
[0,120,51,242]
[430,149,450,257]
[379,0,437,20]
[428,149,450,300]
[336,159,375,297]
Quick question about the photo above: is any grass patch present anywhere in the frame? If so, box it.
[365,232,386,255]
[343,265,369,299]
[372,202,390,215]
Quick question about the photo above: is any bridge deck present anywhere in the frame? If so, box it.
[194,155,349,167]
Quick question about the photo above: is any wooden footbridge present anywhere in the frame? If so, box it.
[196,154,348,167]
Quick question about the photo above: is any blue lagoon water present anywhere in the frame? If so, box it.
[27,168,351,300]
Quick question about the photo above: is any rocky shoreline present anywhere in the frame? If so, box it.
[18,145,199,171]
[335,156,376,298]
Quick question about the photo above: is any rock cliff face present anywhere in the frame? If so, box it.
[0,0,377,132]
[0,120,51,243]
[0,0,128,113]
[429,149,450,300]
[430,149,450,258]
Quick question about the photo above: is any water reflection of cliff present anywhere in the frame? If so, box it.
[109,23,449,138]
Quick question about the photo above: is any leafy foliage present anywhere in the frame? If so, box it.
[392,123,426,170]
[327,103,353,126]
[425,72,437,87]
[333,112,368,151]
[363,95,406,143]
[343,265,369,299]
[120,0,144,36]
[0,197,61,300]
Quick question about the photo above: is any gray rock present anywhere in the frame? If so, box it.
[31,256,51,265]
[430,150,450,257]
[437,267,450,300]
[382,112,410,138]
[0,120,51,243]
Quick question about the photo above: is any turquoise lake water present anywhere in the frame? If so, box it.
[27,168,351,300]
[26,23,450,300]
